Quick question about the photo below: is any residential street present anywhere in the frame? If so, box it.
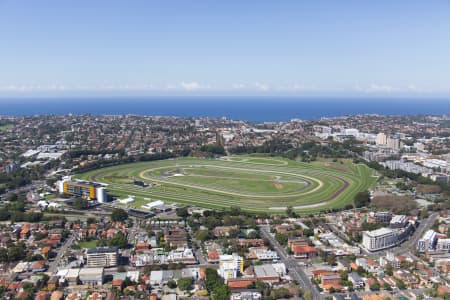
[259,225,323,300]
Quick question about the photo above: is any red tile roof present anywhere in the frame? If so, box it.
[208,250,219,260]
[294,245,317,253]
[227,279,254,289]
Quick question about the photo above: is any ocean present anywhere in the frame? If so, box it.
[0,97,449,122]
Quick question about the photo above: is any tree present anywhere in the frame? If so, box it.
[213,284,230,300]
[354,191,370,208]
[273,287,291,299]
[229,206,241,216]
[196,230,210,242]
[356,266,366,276]
[167,279,177,289]
[111,208,128,222]
[303,228,314,237]
[201,143,225,155]
[73,197,88,209]
[0,248,8,262]
[177,277,193,291]
[247,230,259,239]
[304,290,313,300]
[286,206,295,217]
[109,232,128,249]
[370,281,380,291]
[8,245,26,262]
[205,268,223,292]
[87,217,97,224]
[176,207,189,219]
[385,263,393,276]
[0,209,10,221]
[22,282,35,293]
[5,193,18,202]
[395,279,406,290]
[275,233,288,246]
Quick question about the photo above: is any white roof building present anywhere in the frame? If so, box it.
[142,200,164,209]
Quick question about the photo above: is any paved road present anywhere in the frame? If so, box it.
[380,212,439,256]
[259,225,322,300]
[360,212,439,256]
[49,233,76,273]
[401,212,439,254]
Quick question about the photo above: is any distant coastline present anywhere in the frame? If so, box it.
[0,97,449,122]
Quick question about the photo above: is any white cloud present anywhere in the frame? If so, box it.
[407,84,418,91]
[180,81,210,91]
[97,84,158,91]
[0,82,443,95]
[353,83,396,93]
[352,83,438,94]
[0,84,67,92]
[163,84,177,90]
[253,82,270,91]
[232,83,246,89]
[277,84,319,92]
[367,83,395,93]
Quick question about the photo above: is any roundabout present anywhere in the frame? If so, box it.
[74,155,378,213]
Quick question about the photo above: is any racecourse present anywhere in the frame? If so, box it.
[74,155,378,214]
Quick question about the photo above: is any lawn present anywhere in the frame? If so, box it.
[78,240,98,249]
[44,194,57,200]
[74,155,378,214]
[0,124,13,131]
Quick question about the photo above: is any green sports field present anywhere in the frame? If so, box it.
[74,155,378,214]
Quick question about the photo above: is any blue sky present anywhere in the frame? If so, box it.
[1,0,449,97]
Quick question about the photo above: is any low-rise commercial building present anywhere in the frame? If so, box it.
[253,264,280,283]
[78,267,104,286]
[389,215,408,228]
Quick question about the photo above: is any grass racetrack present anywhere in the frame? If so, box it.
[74,155,378,214]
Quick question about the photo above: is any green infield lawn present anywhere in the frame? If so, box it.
[0,124,13,131]
[74,155,378,214]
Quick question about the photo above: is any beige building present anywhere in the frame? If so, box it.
[376,133,387,145]
[86,247,119,267]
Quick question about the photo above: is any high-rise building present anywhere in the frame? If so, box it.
[387,137,401,151]
[216,132,225,147]
[376,133,387,145]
